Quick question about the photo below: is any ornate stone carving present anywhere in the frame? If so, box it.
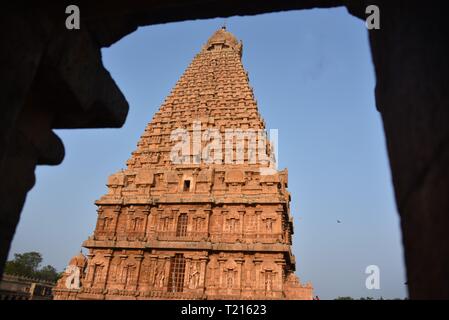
[54,28,313,300]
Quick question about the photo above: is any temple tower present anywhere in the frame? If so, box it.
[54,28,313,300]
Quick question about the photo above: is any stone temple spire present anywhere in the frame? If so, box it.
[203,26,243,56]
[123,27,260,171]
[54,28,313,300]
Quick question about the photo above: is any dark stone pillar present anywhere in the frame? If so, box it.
[366,1,449,299]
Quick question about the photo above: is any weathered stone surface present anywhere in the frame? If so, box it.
[0,274,54,300]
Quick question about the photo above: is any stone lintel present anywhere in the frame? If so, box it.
[83,239,291,253]
[95,197,287,206]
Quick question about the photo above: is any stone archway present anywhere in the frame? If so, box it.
[1,1,448,299]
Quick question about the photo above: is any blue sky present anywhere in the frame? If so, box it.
[9,8,407,299]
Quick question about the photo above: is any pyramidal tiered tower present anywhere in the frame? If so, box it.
[54,28,313,300]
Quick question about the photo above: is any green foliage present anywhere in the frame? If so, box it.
[38,265,59,282]
[4,251,59,282]
[4,251,42,277]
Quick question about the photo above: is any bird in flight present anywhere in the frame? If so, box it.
[337,220,341,224]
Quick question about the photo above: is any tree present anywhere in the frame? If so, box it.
[4,251,42,277]
[335,296,354,300]
[37,265,59,282]
[3,251,59,282]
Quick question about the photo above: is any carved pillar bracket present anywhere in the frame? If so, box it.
[199,257,208,292]
[102,253,113,290]
[134,253,144,291]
